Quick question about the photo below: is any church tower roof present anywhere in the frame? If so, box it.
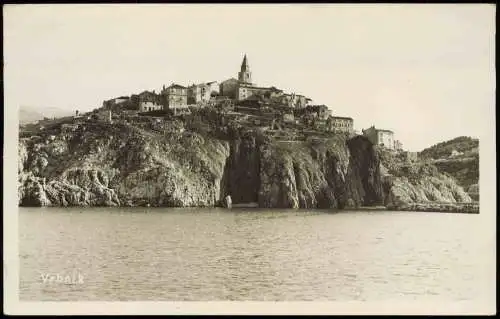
[241,54,249,71]
[238,53,252,85]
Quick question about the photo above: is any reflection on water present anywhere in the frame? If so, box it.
[19,207,494,301]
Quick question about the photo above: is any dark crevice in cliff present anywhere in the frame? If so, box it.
[323,150,344,208]
[346,136,384,206]
[222,134,261,204]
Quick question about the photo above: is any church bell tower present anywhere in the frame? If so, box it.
[238,54,252,85]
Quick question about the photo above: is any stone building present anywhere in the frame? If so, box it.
[295,95,311,108]
[219,55,254,99]
[138,90,163,112]
[206,81,219,95]
[129,94,140,108]
[278,93,311,108]
[317,105,332,120]
[394,140,403,151]
[362,126,395,150]
[103,96,130,109]
[187,84,205,105]
[278,94,294,107]
[326,116,354,134]
[162,83,188,108]
[187,81,219,105]
[61,123,80,134]
[219,78,240,99]
[269,92,311,108]
[237,84,283,101]
[219,54,311,105]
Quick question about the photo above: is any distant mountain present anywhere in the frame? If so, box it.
[419,136,479,200]
[19,106,75,125]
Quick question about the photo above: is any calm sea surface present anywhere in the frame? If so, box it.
[19,207,495,301]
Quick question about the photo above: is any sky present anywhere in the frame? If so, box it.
[4,4,496,151]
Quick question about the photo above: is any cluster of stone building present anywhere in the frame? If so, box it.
[101,54,359,135]
[102,55,316,111]
[100,54,406,151]
[361,125,416,160]
[362,125,403,151]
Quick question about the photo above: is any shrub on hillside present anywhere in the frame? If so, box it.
[420,136,478,159]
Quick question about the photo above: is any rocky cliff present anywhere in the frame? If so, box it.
[18,118,472,209]
[377,148,472,209]
[18,119,385,208]
[419,136,479,201]
[19,121,229,207]
[257,135,384,209]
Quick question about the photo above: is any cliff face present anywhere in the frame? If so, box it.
[18,121,385,208]
[419,136,479,201]
[383,175,472,209]
[257,135,384,208]
[18,122,230,207]
[18,120,472,209]
[377,148,472,209]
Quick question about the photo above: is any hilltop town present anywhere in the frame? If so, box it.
[22,54,414,157]
[18,54,477,212]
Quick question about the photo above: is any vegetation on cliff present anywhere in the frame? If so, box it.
[377,147,472,209]
[419,136,479,200]
[419,136,478,160]
[19,120,229,207]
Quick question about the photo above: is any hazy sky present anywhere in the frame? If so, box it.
[4,4,495,151]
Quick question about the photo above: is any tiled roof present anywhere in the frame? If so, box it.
[221,78,238,84]
[139,90,156,96]
[167,84,187,89]
[240,84,282,91]
[366,126,393,133]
